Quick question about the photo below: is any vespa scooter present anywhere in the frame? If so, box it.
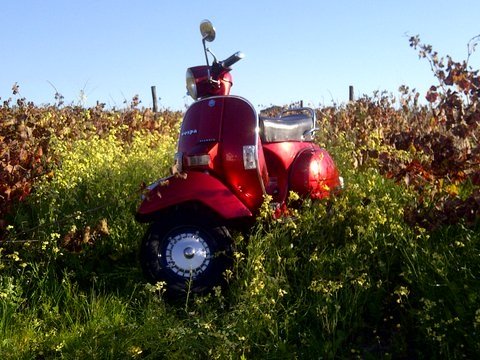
[136,20,342,296]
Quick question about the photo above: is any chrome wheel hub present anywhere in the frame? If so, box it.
[164,231,211,278]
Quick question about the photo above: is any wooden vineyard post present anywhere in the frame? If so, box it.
[349,85,354,102]
[151,86,158,113]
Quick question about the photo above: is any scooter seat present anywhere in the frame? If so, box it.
[259,113,314,142]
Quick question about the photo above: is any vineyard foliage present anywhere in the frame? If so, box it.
[0,99,181,237]
[0,37,479,358]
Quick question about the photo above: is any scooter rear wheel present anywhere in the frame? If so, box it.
[140,215,233,297]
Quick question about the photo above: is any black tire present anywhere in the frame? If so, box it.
[140,214,233,297]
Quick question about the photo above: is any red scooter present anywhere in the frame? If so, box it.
[136,20,342,296]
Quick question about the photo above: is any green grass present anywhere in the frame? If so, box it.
[1,114,479,359]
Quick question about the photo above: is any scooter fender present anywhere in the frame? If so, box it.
[136,171,253,223]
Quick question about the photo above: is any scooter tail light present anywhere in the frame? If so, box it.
[243,145,257,169]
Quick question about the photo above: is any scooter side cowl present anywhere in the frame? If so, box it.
[289,146,341,199]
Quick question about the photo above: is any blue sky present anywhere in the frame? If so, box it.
[1,0,479,110]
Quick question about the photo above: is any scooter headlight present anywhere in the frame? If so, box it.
[186,68,198,100]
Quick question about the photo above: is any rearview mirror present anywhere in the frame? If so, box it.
[200,20,216,42]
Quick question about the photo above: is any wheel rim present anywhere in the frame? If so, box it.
[164,230,211,278]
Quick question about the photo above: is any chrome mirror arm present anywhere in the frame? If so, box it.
[202,39,211,67]
[206,47,218,64]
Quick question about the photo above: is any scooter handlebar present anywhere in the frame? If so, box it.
[221,51,245,69]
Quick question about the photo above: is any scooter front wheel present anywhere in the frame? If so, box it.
[140,216,233,297]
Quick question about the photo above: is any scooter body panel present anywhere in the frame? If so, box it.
[220,96,268,211]
[136,171,252,223]
[178,96,268,212]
